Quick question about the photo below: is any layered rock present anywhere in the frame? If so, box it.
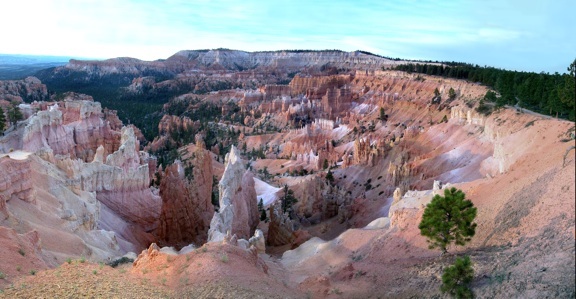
[17,98,119,162]
[263,84,292,101]
[289,74,352,99]
[170,50,397,72]
[208,146,259,242]
[156,136,214,248]
[267,201,296,246]
[54,126,161,250]
[352,137,380,166]
[321,85,352,118]
[0,76,48,103]
[0,152,35,211]
[157,114,196,136]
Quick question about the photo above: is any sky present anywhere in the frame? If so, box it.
[0,0,574,73]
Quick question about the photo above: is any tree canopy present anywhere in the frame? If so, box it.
[8,104,23,125]
[441,255,474,299]
[281,185,298,215]
[0,106,6,134]
[418,188,477,254]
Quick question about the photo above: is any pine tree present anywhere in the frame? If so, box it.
[0,106,6,135]
[8,104,23,126]
[441,256,474,299]
[558,58,575,121]
[448,87,456,100]
[418,188,477,254]
[281,185,298,214]
[326,169,334,185]
[260,208,267,222]
[379,107,387,121]
[258,198,267,221]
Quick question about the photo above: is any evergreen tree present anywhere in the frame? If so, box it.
[211,176,220,210]
[379,107,387,121]
[281,185,298,214]
[448,87,456,100]
[258,198,267,221]
[441,256,474,299]
[558,58,575,121]
[8,104,23,126]
[418,188,477,254]
[0,106,6,135]
[326,169,334,185]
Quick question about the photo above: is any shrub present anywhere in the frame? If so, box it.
[441,256,474,298]
[475,100,493,116]
[107,257,134,268]
[219,253,229,263]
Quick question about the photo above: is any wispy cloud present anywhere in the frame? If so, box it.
[0,0,573,72]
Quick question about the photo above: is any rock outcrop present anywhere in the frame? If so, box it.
[16,99,120,162]
[267,201,296,246]
[156,136,214,248]
[0,152,35,210]
[289,74,352,99]
[208,146,259,242]
[0,76,48,103]
[52,126,161,250]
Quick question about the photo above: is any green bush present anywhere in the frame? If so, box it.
[441,256,474,298]
[107,256,134,268]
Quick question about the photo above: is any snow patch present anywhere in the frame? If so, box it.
[1,150,32,160]
[254,177,281,207]
[364,217,390,229]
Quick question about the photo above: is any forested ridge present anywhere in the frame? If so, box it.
[394,59,575,121]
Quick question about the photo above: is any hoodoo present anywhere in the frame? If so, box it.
[0,48,573,298]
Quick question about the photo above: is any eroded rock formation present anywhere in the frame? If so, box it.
[18,99,120,161]
[267,201,296,246]
[156,136,214,248]
[0,153,35,210]
[0,76,48,103]
[208,146,259,242]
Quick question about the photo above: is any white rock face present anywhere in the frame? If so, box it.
[173,50,395,71]
[208,146,259,242]
[249,229,266,253]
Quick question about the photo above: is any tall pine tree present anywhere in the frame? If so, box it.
[418,188,477,254]
[0,106,6,135]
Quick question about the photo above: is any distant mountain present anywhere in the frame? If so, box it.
[0,54,73,80]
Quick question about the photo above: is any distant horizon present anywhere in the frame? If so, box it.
[2,49,572,75]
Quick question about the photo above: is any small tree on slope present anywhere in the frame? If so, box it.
[441,255,474,299]
[418,187,477,254]
[0,106,6,135]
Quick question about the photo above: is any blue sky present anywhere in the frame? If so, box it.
[1,0,574,73]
